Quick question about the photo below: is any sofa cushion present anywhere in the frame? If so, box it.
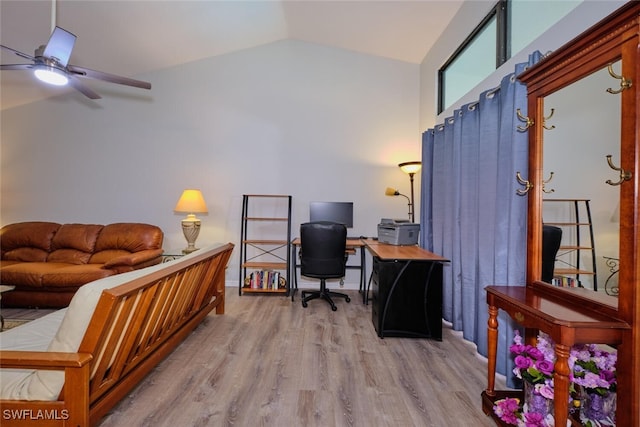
[47,249,92,264]
[2,247,50,263]
[90,223,163,264]
[0,263,67,288]
[1,222,61,262]
[0,260,20,269]
[90,249,135,265]
[0,309,67,400]
[41,264,116,287]
[93,223,163,252]
[47,224,103,264]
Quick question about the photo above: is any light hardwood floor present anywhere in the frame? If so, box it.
[92,289,504,427]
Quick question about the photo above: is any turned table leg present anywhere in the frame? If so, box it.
[486,304,499,396]
[553,343,571,426]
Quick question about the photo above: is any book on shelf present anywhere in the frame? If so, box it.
[552,275,578,288]
[246,270,284,290]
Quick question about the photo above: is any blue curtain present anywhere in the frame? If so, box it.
[420,52,542,388]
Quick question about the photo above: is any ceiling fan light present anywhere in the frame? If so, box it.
[34,66,68,86]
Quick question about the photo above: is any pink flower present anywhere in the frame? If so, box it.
[600,369,615,385]
[515,355,533,370]
[535,360,554,376]
[536,382,554,400]
[510,343,526,355]
[494,398,521,425]
[523,411,547,427]
[527,347,544,360]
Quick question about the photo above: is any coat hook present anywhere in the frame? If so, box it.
[542,171,555,193]
[606,64,632,94]
[605,155,632,186]
[516,109,533,132]
[516,172,533,195]
[542,108,555,130]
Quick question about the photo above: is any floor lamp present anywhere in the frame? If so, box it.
[399,161,421,223]
[387,161,422,223]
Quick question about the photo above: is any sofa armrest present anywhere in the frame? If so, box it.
[0,350,92,370]
[1,351,92,426]
[102,248,164,269]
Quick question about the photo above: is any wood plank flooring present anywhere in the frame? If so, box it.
[94,289,504,426]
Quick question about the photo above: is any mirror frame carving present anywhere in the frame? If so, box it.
[518,2,639,424]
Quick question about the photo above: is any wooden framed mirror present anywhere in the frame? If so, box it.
[539,61,621,308]
[515,2,638,424]
[518,3,637,320]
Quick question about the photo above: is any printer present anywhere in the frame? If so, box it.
[377,218,420,245]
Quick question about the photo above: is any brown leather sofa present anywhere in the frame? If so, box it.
[0,222,164,308]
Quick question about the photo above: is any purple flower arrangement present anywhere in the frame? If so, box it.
[493,332,618,426]
[569,343,617,395]
[494,398,553,427]
[493,331,556,426]
[570,344,617,424]
[511,331,556,398]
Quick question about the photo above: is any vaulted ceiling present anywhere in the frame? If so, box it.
[0,0,464,110]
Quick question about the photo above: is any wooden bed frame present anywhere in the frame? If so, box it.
[0,243,234,426]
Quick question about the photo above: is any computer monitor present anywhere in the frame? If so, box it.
[309,201,353,228]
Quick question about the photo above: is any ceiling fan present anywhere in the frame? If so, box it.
[0,25,151,100]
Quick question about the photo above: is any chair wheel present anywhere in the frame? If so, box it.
[345,296,351,303]
[331,305,337,311]
[302,301,308,308]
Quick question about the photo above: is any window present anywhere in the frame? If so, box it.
[438,1,507,114]
[510,0,581,54]
[438,0,582,113]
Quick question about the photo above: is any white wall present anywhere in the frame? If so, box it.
[0,40,422,288]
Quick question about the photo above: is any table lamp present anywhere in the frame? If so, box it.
[174,189,208,254]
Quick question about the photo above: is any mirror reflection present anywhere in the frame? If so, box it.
[542,61,620,303]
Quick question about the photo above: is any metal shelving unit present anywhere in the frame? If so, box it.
[238,195,292,295]
[544,198,597,290]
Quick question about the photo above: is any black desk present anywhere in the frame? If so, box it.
[364,240,448,339]
[290,238,367,302]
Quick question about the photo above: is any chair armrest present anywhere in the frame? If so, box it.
[102,249,164,268]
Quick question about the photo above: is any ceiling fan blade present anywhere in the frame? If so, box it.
[68,75,101,99]
[67,64,151,90]
[0,64,34,71]
[1,44,35,61]
[42,27,76,66]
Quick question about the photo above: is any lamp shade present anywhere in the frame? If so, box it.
[398,161,422,175]
[385,187,399,196]
[174,189,208,214]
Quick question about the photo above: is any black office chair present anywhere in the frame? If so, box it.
[542,224,563,283]
[300,221,351,311]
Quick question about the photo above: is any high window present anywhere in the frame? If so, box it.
[438,0,581,114]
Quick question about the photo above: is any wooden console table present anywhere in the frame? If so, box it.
[481,285,630,426]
